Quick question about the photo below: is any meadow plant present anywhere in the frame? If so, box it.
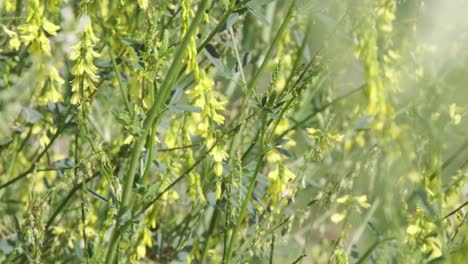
[0,0,467,263]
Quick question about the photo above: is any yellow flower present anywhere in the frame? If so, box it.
[214,162,224,176]
[212,145,228,163]
[306,127,319,135]
[328,133,344,142]
[266,164,296,206]
[406,225,420,235]
[42,17,60,35]
[17,0,60,56]
[69,24,100,107]
[215,182,222,199]
[2,26,21,51]
[336,195,351,204]
[331,213,346,223]
[355,195,370,208]
[267,150,282,163]
[137,0,148,9]
[449,103,462,125]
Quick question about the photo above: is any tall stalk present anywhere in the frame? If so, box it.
[104,1,209,262]
[224,113,267,263]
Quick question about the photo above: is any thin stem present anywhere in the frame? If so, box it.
[0,16,26,21]
[355,238,394,264]
[136,108,260,218]
[284,27,310,90]
[276,84,366,140]
[108,44,134,117]
[248,0,298,93]
[269,234,275,264]
[430,139,468,180]
[200,206,220,264]
[138,142,217,216]
[140,124,157,183]
[45,173,101,230]
[229,26,247,91]
[443,200,468,220]
[291,254,307,264]
[225,113,267,263]
[197,3,236,53]
[0,126,64,189]
[159,143,201,152]
[104,1,209,262]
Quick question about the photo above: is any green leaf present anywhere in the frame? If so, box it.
[246,6,270,25]
[203,46,228,77]
[51,158,75,169]
[143,183,160,201]
[86,189,109,205]
[205,44,220,59]
[118,208,132,227]
[0,136,13,147]
[171,104,202,113]
[247,0,275,7]
[274,147,292,158]
[121,37,145,51]
[274,138,290,146]
[136,183,147,195]
[21,107,42,124]
[242,52,252,67]
[72,239,83,259]
[169,87,184,105]
[0,239,14,254]
[354,115,373,130]
[226,13,240,29]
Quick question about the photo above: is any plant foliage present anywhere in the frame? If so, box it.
[0,0,467,263]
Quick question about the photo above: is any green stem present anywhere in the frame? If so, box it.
[104,1,209,263]
[233,0,297,162]
[0,16,25,21]
[291,254,307,264]
[136,108,260,216]
[276,84,366,140]
[266,28,311,140]
[284,24,310,89]
[200,206,219,264]
[108,45,134,117]
[269,234,275,264]
[138,142,216,215]
[45,173,101,230]
[225,113,267,263]
[140,123,157,183]
[247,0,297,93]
[443,200,468,220]
[430,139,468,180]
[355,238,394,264]
[0,126,64,189]
[197,2,236,53]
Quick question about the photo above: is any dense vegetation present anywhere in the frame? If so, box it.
[0,0,467,263]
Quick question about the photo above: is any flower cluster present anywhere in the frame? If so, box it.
[32,62,65,105]
[186,70,228,199]
[181,0,200,82]
[331,194,370,223]
[405,207,443,260]
[9,0,66,105]
[265,119,297,208]
[2,26,21,51]
[69,22,100,108]
[17,0,60,56]
[353,0,396,121]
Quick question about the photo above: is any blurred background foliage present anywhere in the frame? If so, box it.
[0,0,467,263]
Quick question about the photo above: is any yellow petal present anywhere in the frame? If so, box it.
[406,225,420,235]
[331,213,346,223]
